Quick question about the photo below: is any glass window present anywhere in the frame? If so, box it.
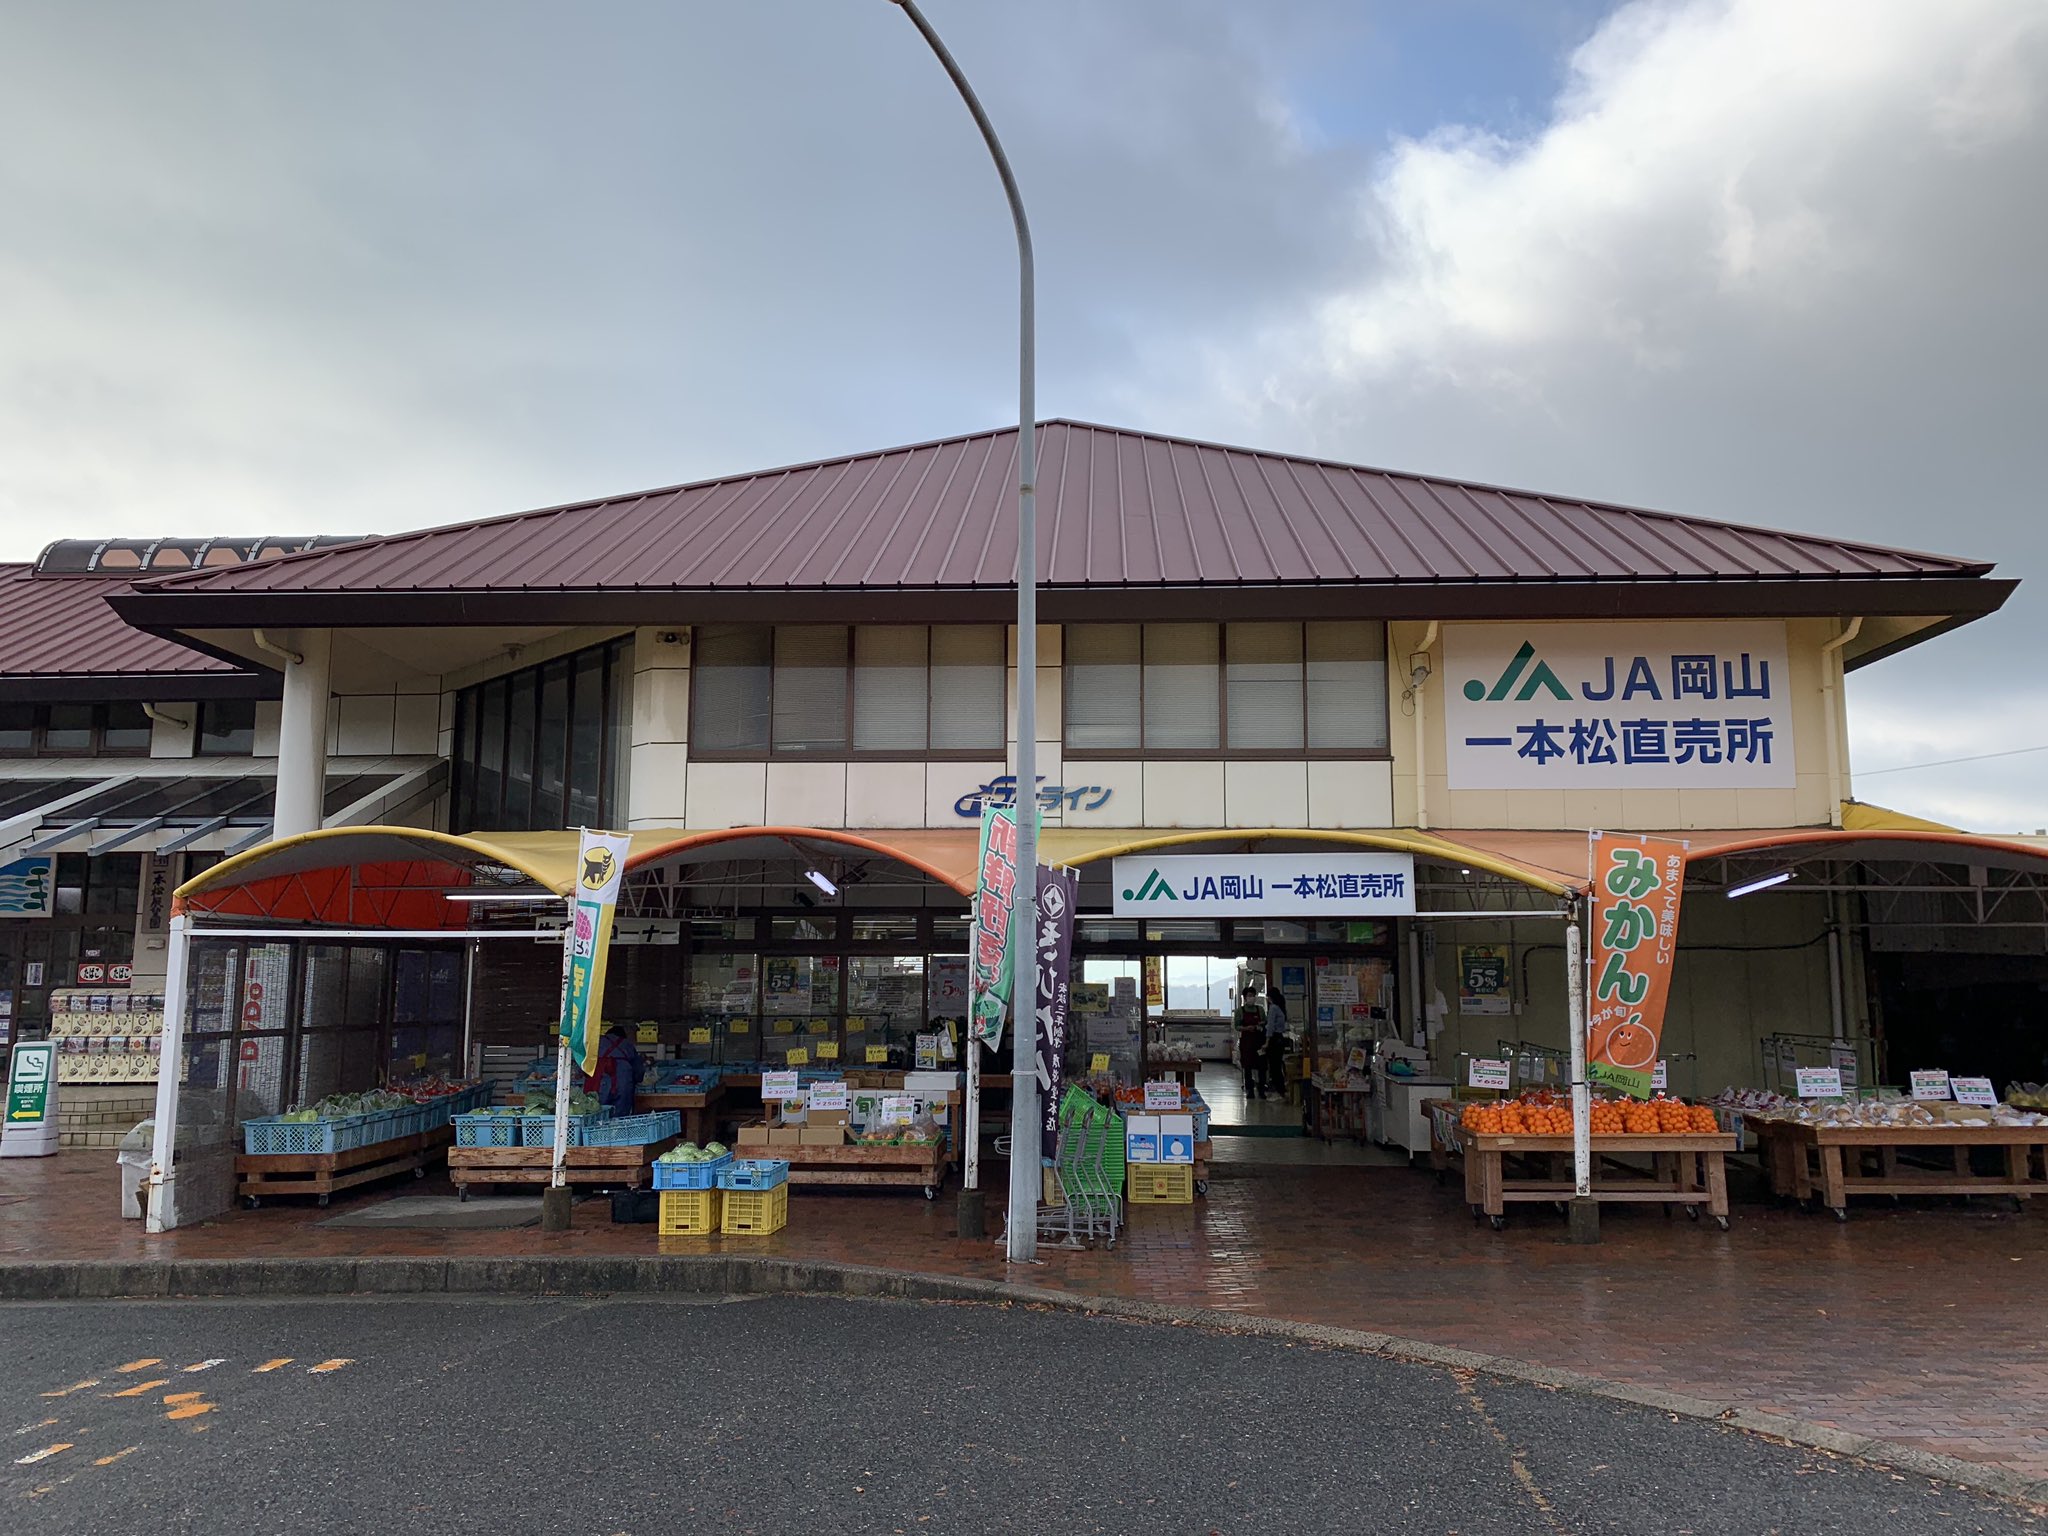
[503,672,536,828]
[0,704,34,755]
[693,625,771,753]
[772,627,847,754]
[1065,624,1140,750]
[42,703,94,754]
[471,679,506,825]
[198,699,257,756]
[535,659,570,823]
[853,627,928,752]
[568,648,605,826]
[930,627,1004,751]
[1226,623,1304,749]
[607,642,632,825]
[100,702,152,754]
[1306,621,1388,750]
[1144,623,1220,750]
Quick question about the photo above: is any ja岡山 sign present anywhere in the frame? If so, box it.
[1444,622,1794,790]
[1112,853,1415,919]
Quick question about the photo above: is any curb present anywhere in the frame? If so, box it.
[4,1254,2042,1507]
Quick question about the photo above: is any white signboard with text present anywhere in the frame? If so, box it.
[1443,622,1795,790]
[1112,853,1415,919]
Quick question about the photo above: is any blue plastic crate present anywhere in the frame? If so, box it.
[242,1112,393,1156]
[652,1149,734,1189]
[581,1111,681,1148]
[717,1158,790,1191]
[454,1111,520,1148]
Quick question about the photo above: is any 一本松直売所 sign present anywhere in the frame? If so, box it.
[1111,853,1415,918]
[1443,622,1795,790]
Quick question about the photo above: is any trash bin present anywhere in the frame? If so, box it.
[117,1121,153,1221]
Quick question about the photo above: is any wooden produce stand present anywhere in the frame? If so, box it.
[448,1135,680,1199]
[1306,1079,1372,1142]
[1462,1130,1736,1230]
[1752,1118,2048,1220]
[237,1125,453,1209]
[763,1140,951,1199]
[635,1085,726,1146]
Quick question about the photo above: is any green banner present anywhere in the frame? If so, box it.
[1589,1061,1654,1100]
[560,830,632,1076]
[968,804,1019,1050]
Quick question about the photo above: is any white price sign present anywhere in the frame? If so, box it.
[1795,1066,1843,1099]
[761,1069,799,1102]
[1909,1070,1952,1101]
[1951,1076,1998,1108]
[1652,1059,1668,1093]
[1467,1058,1512,1092]
[879,1094,916,1127]
[808,1082,848,1111]
[1143,1079,1184,1111]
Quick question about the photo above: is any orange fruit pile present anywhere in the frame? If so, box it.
[1463,1094,1720,1137]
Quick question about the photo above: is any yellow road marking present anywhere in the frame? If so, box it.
[165,1403,215,1422]
[13,1444,72,1466]
[94,1447,139,1468]
[13,1419,59,1436]
[40,1380,98,1398]
[253,1358,293,1373]
[180,1360,226,1374]
[307,1359,354,1374]
[113,1359,161,1374]
[161,1393,203,1406]
[107,1380,170,1399]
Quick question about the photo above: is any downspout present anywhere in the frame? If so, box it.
[1410,621,1440,831]
[140,703,190,728]
[251,629,304,667]
[1819,617,1863,828]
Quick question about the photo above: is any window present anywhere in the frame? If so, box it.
[690,625,1005,759]
[1064,622,1388,755]
[450,636,632,832]
[0,701,158,757]
[198,699,258,756]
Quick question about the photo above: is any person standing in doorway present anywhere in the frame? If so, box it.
[1237,1002,1266,1099]
[591,1022,644,1118]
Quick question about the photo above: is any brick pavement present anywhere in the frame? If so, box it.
[5,1149,2045,1481]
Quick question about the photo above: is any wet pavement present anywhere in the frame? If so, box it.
[5,1147,2046,1484]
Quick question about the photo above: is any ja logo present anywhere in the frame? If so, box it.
[1463,641,1569,703]
[1121,869,1177,903]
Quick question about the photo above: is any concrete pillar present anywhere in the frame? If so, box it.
[273,629,332,839]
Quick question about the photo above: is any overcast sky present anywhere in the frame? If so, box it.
[1,0,2043,828]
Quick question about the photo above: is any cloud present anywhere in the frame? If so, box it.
[1137,0,2048,829]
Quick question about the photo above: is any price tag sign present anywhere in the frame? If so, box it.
[865,1045,890,1064]
[730,1020,751,1035]
[761,1069,799,1101]
[815,1041,840,1061]
[880,1094,915,1127]
[1795,1066,1844,1099]
[1951,1076,1998,1107]
[635,1024,659,1045]
[1467,1058,1511,1092]
[809,1082,848,1111]
[772,1019,796,1035]
[1910,1070,1952,1101]
[1143,1079,1183,1111]
[807,1019,831,1036]
[1651,1059,1668,1093]
[786,1047,810,1067]
[688,1027,712,1045]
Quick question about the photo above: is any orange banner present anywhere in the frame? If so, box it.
[1586,833,1686,1095]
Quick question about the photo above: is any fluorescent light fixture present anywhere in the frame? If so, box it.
[446,891,559,904]
[1726,871,1794,899]
[805,869,838,897]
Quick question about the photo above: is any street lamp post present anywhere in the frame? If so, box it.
[889,0,1040,1264]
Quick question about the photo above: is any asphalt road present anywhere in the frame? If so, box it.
[1,1295,2036,1535]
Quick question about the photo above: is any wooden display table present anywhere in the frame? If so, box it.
[1751,1118,2048,1219]
[237,1126,453,1209]
[448,1135,680,1198]
[1462,1130,1735,1230]
[758,1140,951,1199]
[1305,1079,1373,1142]
[635,1085,726,1145]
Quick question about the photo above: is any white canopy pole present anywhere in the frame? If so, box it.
[550,894,576,1190]
[145,913,191,1233]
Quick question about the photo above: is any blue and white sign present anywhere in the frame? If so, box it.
[0,856,54,918]
[1112,853,1415,918]
[1443,622,1795,790]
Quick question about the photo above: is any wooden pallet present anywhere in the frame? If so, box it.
[740,1140,949,1197]
[236,1127,453,1208]
[447,1135,680,1197]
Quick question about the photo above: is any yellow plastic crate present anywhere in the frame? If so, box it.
[720,1183,789,1236]
[1127,1164,1195,1205]
[658,1188,723,1236]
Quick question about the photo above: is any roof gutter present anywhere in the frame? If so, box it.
[1820,617,1863,829]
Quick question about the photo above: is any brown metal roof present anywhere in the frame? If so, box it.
[0,564,264,700]
[112,421,2009,633]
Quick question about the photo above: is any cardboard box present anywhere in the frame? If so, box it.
[905,1070,963,1094]
[808,1107,849,1127]
[1159,1113,1195,1164]
[768,1127,804,1148]
[1126,1113,1160,1164]
[737,1123,773,1149]
[800,1126,846,1147]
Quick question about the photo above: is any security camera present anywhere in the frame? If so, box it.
[1408,653,1432,689]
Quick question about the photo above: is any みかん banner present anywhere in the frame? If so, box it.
[1586,832,1687,1098]
[560,829,632,1075]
